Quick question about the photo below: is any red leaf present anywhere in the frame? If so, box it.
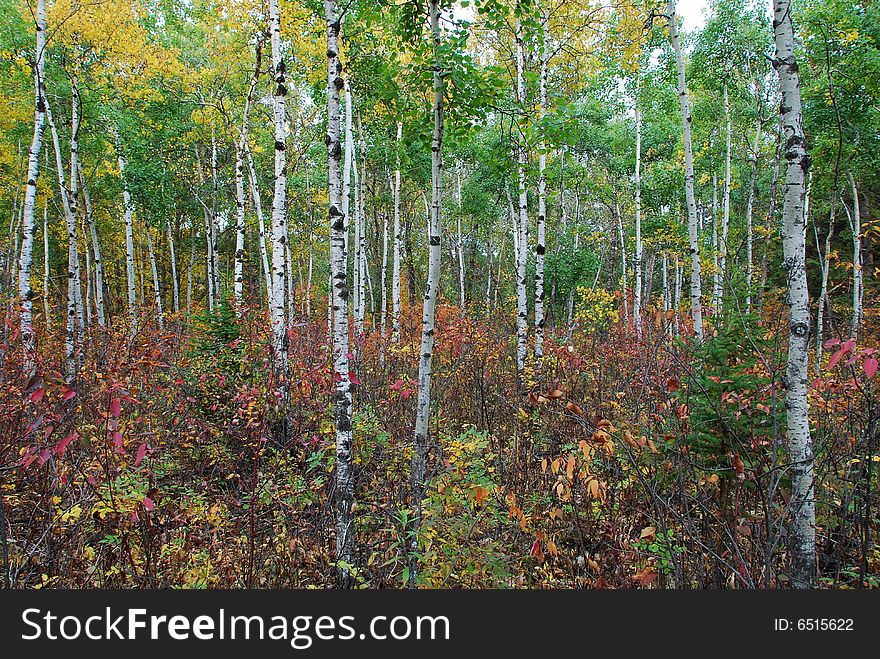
[37,448,51,465]
[390,379,404,391]
[824,338,841,349]
[134,443,148,466]
[29,387,44,403]
[112,431,125,453]
[55,433,78,456]
[110,398,122,418]
[142,497,155,511]
[863,357,878,379]
[827,345,850,370]
[348,371,361,385]
[666,377,680,393]
[62,388,76,401]
[529,539,544,562]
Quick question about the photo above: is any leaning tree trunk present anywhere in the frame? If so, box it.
[669,0,703,342]
[245,145,273,305]
[772,0,815,589]
[325,0,354,589]
[514,16,529,374]
[410,0,445,588]
[269,0,289,368]
[18,0,47,375]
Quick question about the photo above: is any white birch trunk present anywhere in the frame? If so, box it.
[42,202,50,332]
[848,172,862,339]
[745,121,761,311]
[168,221,179,314]
[669,0,704,342]
[633,76,643,333]
[46,98,82,376]
[18,0,47,374]
[392,121,402,341]
[78,163,106,326]
[411,0,444,587]
[514,17,529,374]
[145,224,164,330]
[617,202,628,324]
[324,0,354,588]
[534,20,547,359]
[117,139,138,335]
[772,0,815,588]
[718,83,731,312]
[210,135,220,304]
[245,145,273,305]
[269,0,289,367]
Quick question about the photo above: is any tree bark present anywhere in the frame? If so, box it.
[411,0,445,588]
[269,0,289,368]
[772,0,815,589]
[325,0,354,589]
[18,0,47,374]
[78,163,106,326]
[847,172,862,339]
[669,0,704,342]
[535,17,548,359]
[514,16,529,374]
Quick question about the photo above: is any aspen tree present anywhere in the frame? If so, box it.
[18,0,47,374]
[78,164,105,326]
[668,0,703,342]
[514,14,529,374]
[534,13,548,360]
[772,0,815,589]
[325,0,355,588]
[391,121,402,341]
[269,0,289,368]
[411,0,445,587]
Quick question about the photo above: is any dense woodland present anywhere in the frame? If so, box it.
[0,0,878,589]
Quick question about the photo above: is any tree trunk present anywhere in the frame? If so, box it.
[78,163,106,326]
[617,202,628,326]
[42,202,50,332]
[718,83,731,312]
[758,117,783,309]
[392,121,402,341]
[669,0,704,342]
[514,16,529,374]
[772,0,815,589]
[116,137,138,336]
[269,0,289,368]
[46,97,83,377]
[411,0,445,588]
[633,75,643,333]
[145,223,164,330]
[245,145,273,305]
[18,0,47,374]
[847,172,862,339]
[324,0,354,589]
[167,221,179,314]
[745,120,761,311]
[535,18,548,359]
